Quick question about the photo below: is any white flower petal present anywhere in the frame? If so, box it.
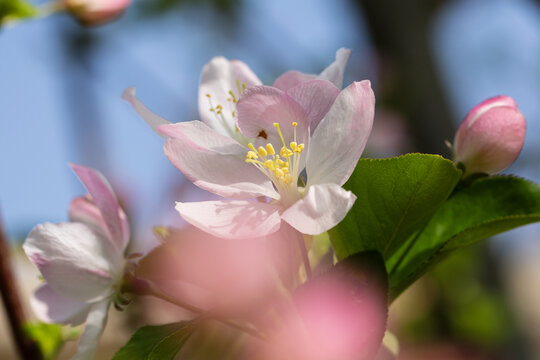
[281,183,356,235]
[317,48,352,89]
[306,81,375,187]
[122,87,171,137]
[71,300,110,360]
[199,56,262,137]
[30,284,90,326]
[161,121,279,199]
[23,222,121,302]
[175,200,282,240]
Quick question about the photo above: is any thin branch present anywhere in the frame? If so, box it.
[0,212,43,360]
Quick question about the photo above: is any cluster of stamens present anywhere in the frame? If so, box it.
[245,122,305,188]
[207,79,246,121]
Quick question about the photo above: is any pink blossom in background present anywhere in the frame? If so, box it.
[64,0,132,26]
[23,164,130,360]
[453,95,526,175]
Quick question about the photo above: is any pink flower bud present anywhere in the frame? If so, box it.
[453,95,526,175]
[65,0,131,26]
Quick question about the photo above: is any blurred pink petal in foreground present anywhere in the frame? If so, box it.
[136,225,299,316]
[244,254,388,360]
[453,95,526,175]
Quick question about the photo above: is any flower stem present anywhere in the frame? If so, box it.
[0,212,43,360]
[132,278,267,341]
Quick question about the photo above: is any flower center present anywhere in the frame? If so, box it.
[245,122,305,205]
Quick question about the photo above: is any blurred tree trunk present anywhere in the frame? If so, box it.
[353,0,454,156]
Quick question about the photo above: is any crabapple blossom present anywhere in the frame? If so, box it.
[64,0,131,26]
[453,95,526,175]
[123,50,374,240]
[23,164,130,360]
[161,78,374,239]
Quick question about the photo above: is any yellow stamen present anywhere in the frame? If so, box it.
[280,146,293,158]
[273,123,286,148]
[228,90,237,103]
[290,141,298,151]
[292,122,298,127]
[248,143,257,152]
[258,146,268,158]
[266,144,275,155]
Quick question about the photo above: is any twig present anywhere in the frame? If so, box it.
[0,212,42,360]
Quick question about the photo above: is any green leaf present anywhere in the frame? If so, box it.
[330,154,461,260]
[23,322,64,360]
[113,321,197,360]
[0,0,38,25]
[388,176,540,301]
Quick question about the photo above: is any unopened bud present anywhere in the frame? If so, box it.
[453,95,526,175]
[65,0,131,26]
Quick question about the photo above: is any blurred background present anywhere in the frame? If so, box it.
[1,0,540,358]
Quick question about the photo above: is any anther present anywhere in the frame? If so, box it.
[228,90,237,103]
[248,143,257,152]
[280,147,293,158]
[290,141,298,151]
[266,144,275,155]
[292,122,298,127]
[258,146,268,158]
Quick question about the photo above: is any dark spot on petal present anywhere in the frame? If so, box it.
[258,130,268,139]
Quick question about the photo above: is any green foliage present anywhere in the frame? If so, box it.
[23,322,64,360]
[0,0,37,26]
[113,321,197,360]
[330,154,461,260]
[388,176,540,300]
[329,153,540,303]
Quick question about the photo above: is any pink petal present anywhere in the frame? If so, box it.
[122,87,170,137]
[273,71,317,91]
[70,164,129,253]
[317,48,352,89]
[281,183,356,235]
[286,80,340,131]
[175,200,282,239]
[236,86,310,148]
[30,284,90,325]
[71,300,110,360]
[160,121,279,200]
[199,57,262,137]
[306,81,375,187]
[454,101,526,175]
[24,222,121,302]
[460,95,517,129]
